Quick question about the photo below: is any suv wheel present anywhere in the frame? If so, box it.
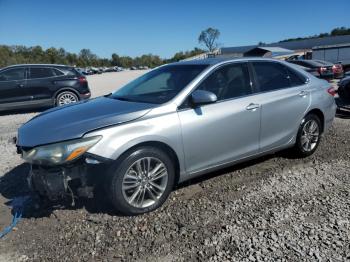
[107,146,175,215]
[56,91,79,106]
[292,114,322,157]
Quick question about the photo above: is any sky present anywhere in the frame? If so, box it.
[0,0,349,59]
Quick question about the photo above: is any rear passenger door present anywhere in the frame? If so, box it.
[26,67,59,102]
[250,61,311,152]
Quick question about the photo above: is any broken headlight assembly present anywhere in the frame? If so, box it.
[22,136,102,166]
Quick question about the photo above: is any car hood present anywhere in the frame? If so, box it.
[17,96,155,147]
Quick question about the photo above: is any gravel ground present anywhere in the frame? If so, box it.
[0,73,349,261]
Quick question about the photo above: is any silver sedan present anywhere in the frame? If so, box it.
[17,58,337,215]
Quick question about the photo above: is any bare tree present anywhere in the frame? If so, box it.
[198,27,220,52]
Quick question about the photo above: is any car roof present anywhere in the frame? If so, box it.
[1,64,73,70]
[172,57,284,66]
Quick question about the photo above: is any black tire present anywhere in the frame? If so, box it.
[291,114,322,158]
[56,91,79,106]
[106,146,175,216]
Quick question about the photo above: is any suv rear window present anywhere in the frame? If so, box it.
[252,62,290,92]
[29,67,55,79]
[52,68,64,76]
[58,67,79,76]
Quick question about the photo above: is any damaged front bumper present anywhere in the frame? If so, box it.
[27,154,111,201]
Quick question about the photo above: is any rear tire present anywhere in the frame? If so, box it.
[56,91,79,106]
[106,146,175,216]
[291,114,322,158]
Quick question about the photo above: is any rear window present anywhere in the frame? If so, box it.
[252,62,290,92]
[52,68,64,76]
[58,67,79,76]
[29,67,55,78]
[285,66,307,86]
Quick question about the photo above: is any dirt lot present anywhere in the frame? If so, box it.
[0,72,349,261]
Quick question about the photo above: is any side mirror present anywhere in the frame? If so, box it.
[190,90,217,107]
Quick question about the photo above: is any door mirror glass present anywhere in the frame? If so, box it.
[191,90,217,106]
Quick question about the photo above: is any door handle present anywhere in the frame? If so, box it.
[299,91,308,97]
[246,103,260,111]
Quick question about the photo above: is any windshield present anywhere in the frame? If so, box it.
[111,64,208,104]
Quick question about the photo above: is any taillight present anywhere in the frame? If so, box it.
[327,87,337,96]
[78,76,87,84]
[332,64,343,73]
[319,67,327,73]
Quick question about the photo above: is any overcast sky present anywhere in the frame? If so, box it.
[0,0,349,58]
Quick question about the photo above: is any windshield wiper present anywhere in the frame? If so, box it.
[112,96,137,102]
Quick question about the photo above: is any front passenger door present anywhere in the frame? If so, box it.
[177,63,261,174]
[0,67,27,105]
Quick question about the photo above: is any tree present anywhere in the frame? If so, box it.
[198,27,220,52]
[167,47,205,62]
[111,53,121,66]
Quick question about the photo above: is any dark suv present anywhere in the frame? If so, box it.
[0,64,91,111]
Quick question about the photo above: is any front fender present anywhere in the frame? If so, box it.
[85,111,186,177]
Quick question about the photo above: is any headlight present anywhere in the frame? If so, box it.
[22,136,102,165]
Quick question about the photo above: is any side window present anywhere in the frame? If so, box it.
[285,67,307,87]
[29,67,55,79]
[52,68,64,76]
[197,63,252,101]
[0,68,25,81]
[252,62,290,92]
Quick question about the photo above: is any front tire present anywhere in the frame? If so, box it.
[292,114,322,157]
[107,147,175,215]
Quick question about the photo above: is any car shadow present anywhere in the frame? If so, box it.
[0,107,50,116]
[0,163,117,218]
[0,153,280,218]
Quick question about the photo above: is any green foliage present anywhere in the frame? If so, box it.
[166,48,206,63]
[198,28,220,52]
[0,45,205,68]
[279,27,350,43]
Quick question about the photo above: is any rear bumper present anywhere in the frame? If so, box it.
[79,92,91,100]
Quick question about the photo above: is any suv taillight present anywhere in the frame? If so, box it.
[318,67,327,73]
[78,76,87,84]
[332,64,343,72]
[327,87,337,97]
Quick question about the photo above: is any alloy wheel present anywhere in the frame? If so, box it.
[301,119,320,152]
[121,157,168,208]
[57,92,78,106]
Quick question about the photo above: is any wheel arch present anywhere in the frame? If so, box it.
[305,108,325,133]
[115,140,181,186]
